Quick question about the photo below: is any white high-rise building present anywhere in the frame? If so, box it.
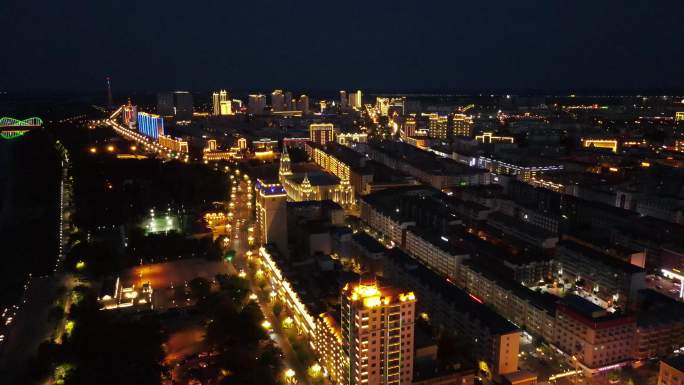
[212,92,220,115]
[213,90,229,115]
[349,90,363,109]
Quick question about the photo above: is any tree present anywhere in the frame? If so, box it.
[188,277,212,300]
[28,286,166,385]
[173,285,187,302]
[272,302,283,318]
[215,274,249,305]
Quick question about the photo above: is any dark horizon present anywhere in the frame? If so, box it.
[3,1,684,94]
[4,87,684,100]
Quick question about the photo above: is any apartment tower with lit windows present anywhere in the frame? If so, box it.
[341,277,416,385]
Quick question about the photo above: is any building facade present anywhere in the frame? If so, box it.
[452,114,474,137]
[310,123,335,146]
[137,112,164,139]
[255,179,288,256]
[658,356,684,385]
[553,296,635,375]
[427,114,448,140]
[341,278,416,385]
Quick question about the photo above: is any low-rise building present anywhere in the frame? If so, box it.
[634,290,684,363]
[383,248,520,377]
[486,212,558,250]
[404,226,468,279]
[658,356,684,385]
[457,259,557,343]
[258,246,317,336]
[555,240,645,309]
[315,312,348,385]
[553,295,635,375]
[364,141,491,189]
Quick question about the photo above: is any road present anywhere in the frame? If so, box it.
[0,143,75,381]
[0,276,60,379]
[104,110,182,161]
[645,274,682,301]
[226,171,312,385]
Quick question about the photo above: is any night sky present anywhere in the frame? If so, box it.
[2,0,684,93]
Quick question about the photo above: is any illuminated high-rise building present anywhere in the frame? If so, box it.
[137,112,164,139]
[340,277,416,385]
[309,123,335,146]
[349,90,363,109]
[122,99,137,129]
[212,92,220,115]
[376,97,390,116]
[402,116,416,138]
[220,100,232,115]
[212,90,229,115]
[452,113,473,137]
[298,94,310,115]
[271,89,285,112]
[340,90,348,108]
[255,179,288,256]
[248,94,267,115]
[427,114,448,140]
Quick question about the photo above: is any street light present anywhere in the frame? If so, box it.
[308,363,322,378]
[284,369,296,383]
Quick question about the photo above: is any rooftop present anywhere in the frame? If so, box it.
[352,232,387,254]
[487,211,557,240]
[386,247,519,335]
[361,186,435,222]
[663,356,684,373]
[557,240,645,274]
[558,294,607,319]
[371,140,488,176]
[285,171,340,186]
[463,258,558,314]
[406,225,469,256]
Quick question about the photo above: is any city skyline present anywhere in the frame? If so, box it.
[4,2,684,385]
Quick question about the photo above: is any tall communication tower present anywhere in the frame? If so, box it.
[106,76,113,109]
